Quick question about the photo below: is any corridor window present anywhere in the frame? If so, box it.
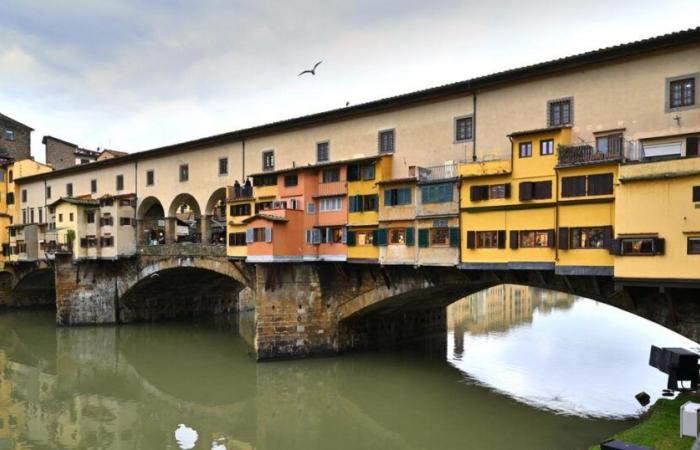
[548,98,572,126]
[489,184,509,199]
[390,228,406,245]
[596,133,623,154]
[455,116,473,142]
[253,228,267,242]
[230,204,251,217]
[179,164,189,182]
[693,186,700,202]
[356,231,374,246]
[362,163,376,180]
[86,211,95,224]
[322,168,340,183]
[329,227,343,244]
[317,141,329,162]
[21,189,26,202]
[621,238,655,256]
[146,170,155,186]
[431,228,449,246]
[519,142,532,158]
[669,77,696,108]
[587,173,614,196]
[262,150,275,171]
[540,139,554,156]
[253,174,277,187]
[66,183,73,196]
[91,179,97,194]
[46,186,52,199]
[571,227,606,249]
[476,231,499,248]
[421,183,452,204]
[4,129,15,141]
[319,196,342,212]
[378,129,395,154]
[688,237,700,255]
[116,174,124,191]
[561,176,586,197]
[219,157,228,176]
[519,230,550,248]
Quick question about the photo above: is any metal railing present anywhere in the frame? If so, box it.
[227,185,254,201]
[459,152,512,164]
[417,162,459,182]
[557,139,635,166]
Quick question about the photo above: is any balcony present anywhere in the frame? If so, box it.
[415,162,458,183]
[459,153,512,178]
[557,139,636,167]
[227,185,254,201]
[317,181,347,197]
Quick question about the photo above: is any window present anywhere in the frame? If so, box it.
[80,159,90,165]
[548,98,572,126]
[306,202,316,214]
[21,189,26,202]
[421,183,452,204]
[86,211,95,224]
[120,217,133,226]
[328,227,343,244]
[3,129,15,141]
[116,175,124,191]
[384,188,412,206]
[347,163,376,181]
[431,228,449,246]
[322,168,340,183]
[519,142,532,158]
[571,227,607,249]
[255,201,272,213]
[688,237,700,255]
[252,228,268,242]
[29,209,35,223]
[100,236,114,247]
[263,150,275,171]
[284,174,298,187]
[621,238,656,256]
[349,194,378,212]
[319,196,342,211]
[21,209,26,224]
[229,232,247,246]
[69,213,74,222]
[378,129,395,154]
[66,183,73,197]
[596,133,623,154]
[8,170,12,183]
[230,204,251,216]
[6,193,13,205]
[46,186,52,199]
[146,170,155,186]
[519,230,551,248]
[694,186,700,202]
[253,174,277,187]
[455,116,473,142]
[91,179,97,194]
[489,184,509,199]
[587,173,614,196]
[519,180,551,200]
[562,176,586,198]
[317,142,329,162]
[38,207,43,223]
[669,77,695,108]
[58,214,63,223]
[219,157,228,175]
[179,164,189,182]
[100,217,114,226]
[390,229,406,245]
[356,231,374,246]
[362,163,376,181]
[540,139,554,156]
[476,231,500,249]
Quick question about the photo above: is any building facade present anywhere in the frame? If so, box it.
[0,113,32,162]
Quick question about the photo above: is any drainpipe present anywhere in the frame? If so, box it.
[472,93,478,162]
[241,138,246,181]
[554,167,560,262]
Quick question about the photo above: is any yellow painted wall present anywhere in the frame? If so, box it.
[347,226,379,261]
[347,156,392,227]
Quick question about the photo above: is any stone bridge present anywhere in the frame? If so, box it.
[2,246,699,360]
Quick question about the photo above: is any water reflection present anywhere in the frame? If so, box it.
[447,285,698,419]
[0,284,692,449]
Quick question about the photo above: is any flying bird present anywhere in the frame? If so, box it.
[298,60,323,76]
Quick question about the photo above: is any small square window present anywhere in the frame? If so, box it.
[688,237,700,255]
[317,142,329,162]
[219,157,228,175]
[179,164,189,182]
[670,77,695,108]
[263,150,275,171]
[455,117,473,142]
[378,129,395,154]
[3,129,15,141]
[519,142,532,158]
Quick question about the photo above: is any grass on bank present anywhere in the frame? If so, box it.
[588,394,698,450]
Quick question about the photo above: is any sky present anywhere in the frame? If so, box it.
[1,0,700,162]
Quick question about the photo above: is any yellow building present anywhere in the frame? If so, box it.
[346,155,392,263]
[226,182,255,259]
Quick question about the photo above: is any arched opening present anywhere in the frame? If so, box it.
[11,268,56,308]
[167,194,202,243]
[204,188,227,245]
[137,196,166,245]
[118,267,243,323]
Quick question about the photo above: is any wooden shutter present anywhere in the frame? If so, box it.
[470,185,482,201]
[346,230,356,246]
[519,182,533,201]
[449,228,460,248]
[588,173,613,196]
[377,229,388,246]
[372,229,379,246]
[418,229,429,248]
[558,227,569,250]
[504,183,512,199]
[466,231,475,249]
[509,230,519,249]
[547,230,556,248]
[562,176,585,198]
[406,227,415,246]
[609,238,621,256]
[264,227,272,243]
[687,137,699,156]
[497,230,506,249]
[347,164,360,181]
[603,226,613,250]
[653,237,665,255]
[228,233,235,246]
[534,181,552,199]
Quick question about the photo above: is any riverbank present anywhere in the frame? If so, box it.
[588,394,698,450]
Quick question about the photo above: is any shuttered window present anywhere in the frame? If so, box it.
[519,182,533,201]
[421,183,452,204]
[518,230,555,248]
[228,233,246,246]
[688,237,700,255]
[384,188,412,206]
[562,176,586,197]
[587,173,613,196]
[533,181,552,199]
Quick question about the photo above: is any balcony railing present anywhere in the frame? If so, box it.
[557,139,636,166]
[416,162,458,182]
[317,180,347,197]
[227,185,254,201]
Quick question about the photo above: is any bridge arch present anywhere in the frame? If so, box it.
[137,196,166,245]
[168,193,202,243]
[204,188,227,244]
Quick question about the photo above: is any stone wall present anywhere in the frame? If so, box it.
[0,116,31,161]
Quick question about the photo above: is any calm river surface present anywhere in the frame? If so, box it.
[0,285,696,450]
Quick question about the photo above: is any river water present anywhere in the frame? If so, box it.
[0,285,696,450]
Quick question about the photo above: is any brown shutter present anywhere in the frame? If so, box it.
[470,185,481,201]
[497,230,506,249]
[653,238,665,255]
[694,186,700,202]
[519,182,533,201]
[509,230,519,249]
[534,181,552,199]
[466,231,475,249]
[609,238,621,256]
[687,137,699,156]
[504,183,512,198]
[547,229,555,248]
[603,226,613,250]
[558,227,569,250]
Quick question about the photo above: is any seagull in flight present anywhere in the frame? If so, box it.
[298,60,323,76]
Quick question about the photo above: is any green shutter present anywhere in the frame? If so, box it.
[377,228,388,246]
[347,230,356,246]
[418,229,429,248]
[372,229,379,246]
[449,227,460,247]
[405,227,415,246]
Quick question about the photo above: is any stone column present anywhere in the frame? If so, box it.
[165,217,177,244]
[200,215,210,244]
